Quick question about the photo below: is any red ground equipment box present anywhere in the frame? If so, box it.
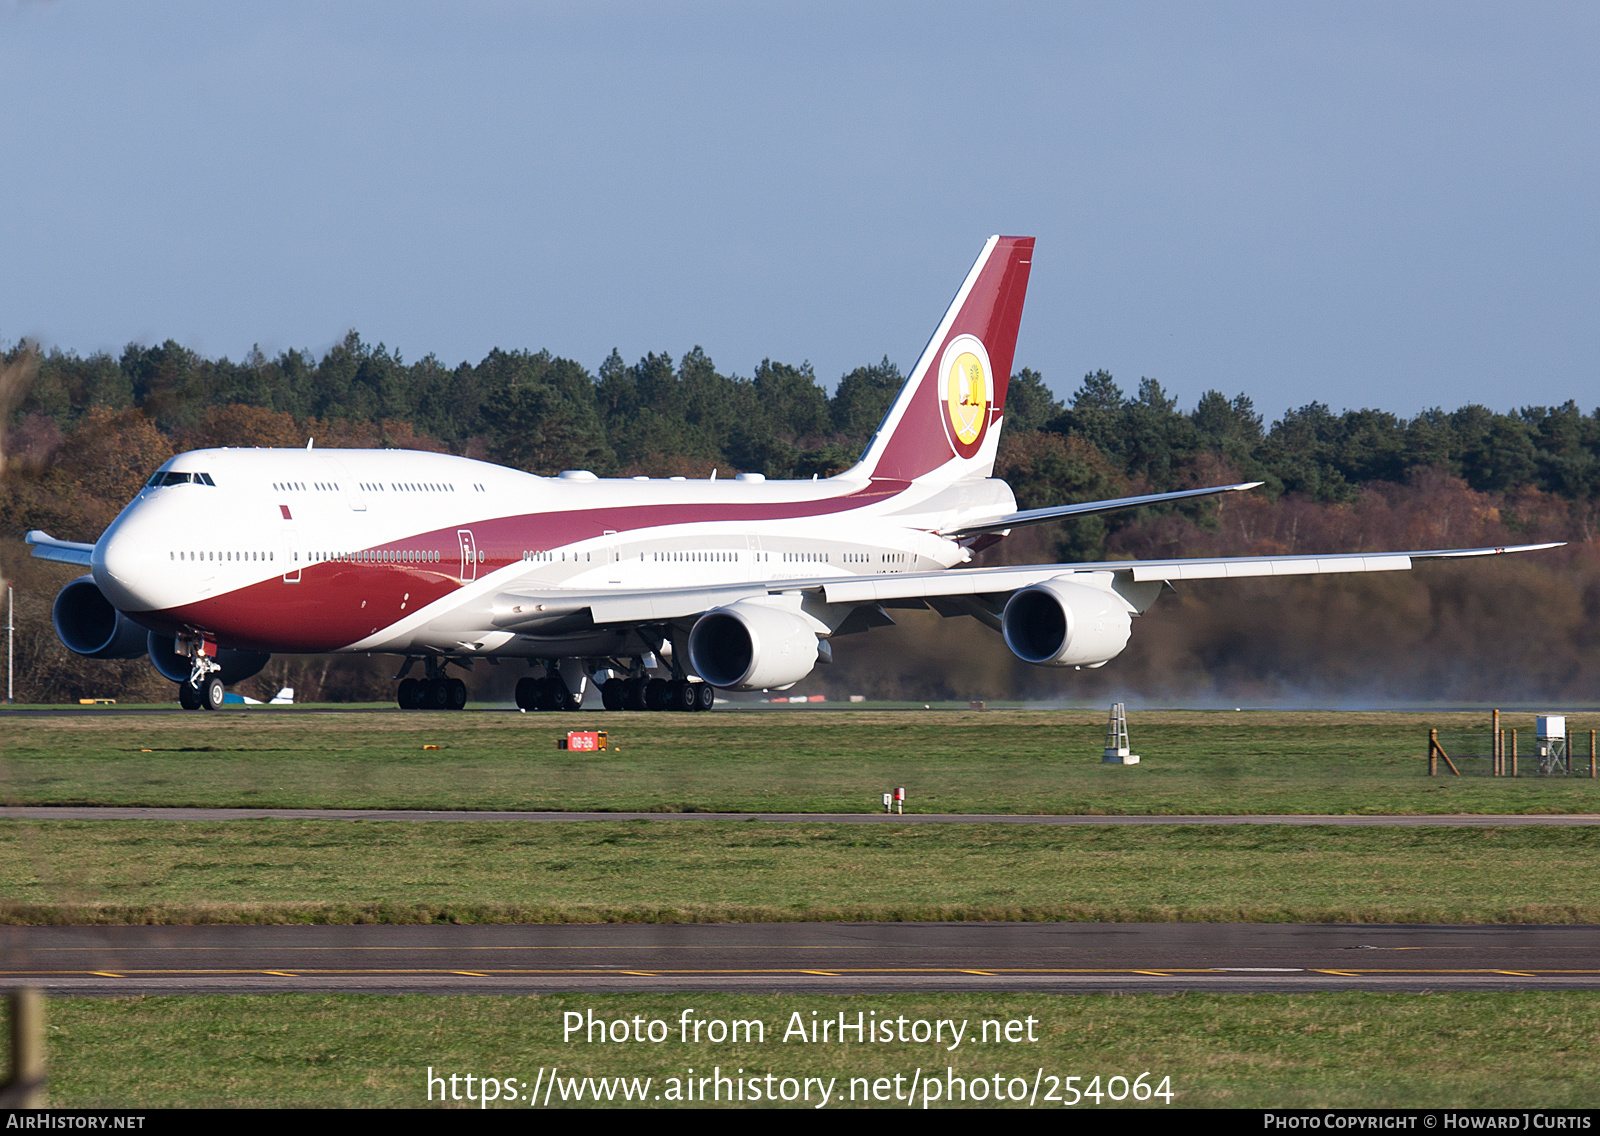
[558,731,608,751]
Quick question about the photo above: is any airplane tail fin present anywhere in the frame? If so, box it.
[846,235,1034,484]
[269,687,294,704]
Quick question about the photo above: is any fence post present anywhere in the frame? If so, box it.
[1512,729,1518,778]
[1590,730,1596,779]
[1493,709,1501,777]
[0,987,45,1108]
[1429,728,1437,777]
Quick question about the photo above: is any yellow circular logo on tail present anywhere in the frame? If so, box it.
[937,334,993,458]
[946,351,987,445]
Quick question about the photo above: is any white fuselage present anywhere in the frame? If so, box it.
[93,447,1014,656]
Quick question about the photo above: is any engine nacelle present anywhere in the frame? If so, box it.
[1001,578,1133,668]
[687,601,820,691]
[52,576,149,659]
[147,634,270,686]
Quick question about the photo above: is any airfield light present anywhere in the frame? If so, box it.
[1103,703,1140,765]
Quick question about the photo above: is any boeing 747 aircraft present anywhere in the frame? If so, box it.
[27,236,1558,711]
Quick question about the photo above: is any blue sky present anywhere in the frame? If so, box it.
[2,1,1596,418]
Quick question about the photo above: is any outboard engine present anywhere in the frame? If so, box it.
[52,576,148,659]
[1001,577,1133,668]
[147,633,270,686]
[687,601,820,690]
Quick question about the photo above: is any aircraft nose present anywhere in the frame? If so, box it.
[93,525,152,611]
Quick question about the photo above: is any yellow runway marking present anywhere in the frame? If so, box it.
[6,967,1600,979]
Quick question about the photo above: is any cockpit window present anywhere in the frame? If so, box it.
[145,471,215,487]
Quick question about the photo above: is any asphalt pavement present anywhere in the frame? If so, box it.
[4,922,1598,995]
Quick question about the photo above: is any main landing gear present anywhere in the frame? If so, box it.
[395,657,468,711]
[514,674,581,712]
[397,676,468,710]
[598,676,714,713]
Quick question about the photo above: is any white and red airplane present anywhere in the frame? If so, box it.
[28,235,1559,711]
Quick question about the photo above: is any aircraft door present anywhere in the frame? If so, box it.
[457,529,478,581]
[320,458,366,511]
[603,529,621,584]
[281,530,302,584]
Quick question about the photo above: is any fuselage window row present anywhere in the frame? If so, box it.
[170,550,275,561]
[641,552,741,563]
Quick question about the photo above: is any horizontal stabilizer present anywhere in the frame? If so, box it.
[25,530,94,566]
[942,481,1264,537]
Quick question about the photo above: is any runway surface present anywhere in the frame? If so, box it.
[4,922,1599,995]
[2,806,1598,826]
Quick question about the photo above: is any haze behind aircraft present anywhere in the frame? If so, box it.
[28,236,1559,711]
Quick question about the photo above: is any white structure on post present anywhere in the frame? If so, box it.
[1103,702,1140,765]
[1536,714,1568,775]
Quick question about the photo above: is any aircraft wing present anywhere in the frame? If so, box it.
[490,582,771,632]
[25,530,95,567]
[940,481,1264,537]
[820,543,1563,605]
[487,542,1562,633]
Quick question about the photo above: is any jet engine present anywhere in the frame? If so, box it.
[52,576,149,659]
[147,634,270,686]
[1001,577,1133,668]
[687,601,820,690]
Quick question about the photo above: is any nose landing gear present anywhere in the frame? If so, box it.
[176,643,227,711]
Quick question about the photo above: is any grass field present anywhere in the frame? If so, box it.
[16,991,1600,1108]
[3,708,1597,814]
[2,820,1598,923]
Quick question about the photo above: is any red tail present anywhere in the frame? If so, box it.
[850,235,1034,484]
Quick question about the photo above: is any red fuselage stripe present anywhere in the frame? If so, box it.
[139,479,913,651]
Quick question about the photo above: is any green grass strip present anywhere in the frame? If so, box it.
[17,992,1600,1108]
[6,709,1600,814]
[3,820,1599,924]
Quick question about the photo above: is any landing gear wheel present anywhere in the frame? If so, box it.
[601,678,624,711]
[423,678,450,710]
[514,677,536,710]
[693,682,716,712]
[398,678,420,710]
[446,677,468,710]
[553,682,580,712]
[623,677,649,711]
[178,681,201,711]
[202,675,226,711]
[644,677,671,712]
[669,680,698,712]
